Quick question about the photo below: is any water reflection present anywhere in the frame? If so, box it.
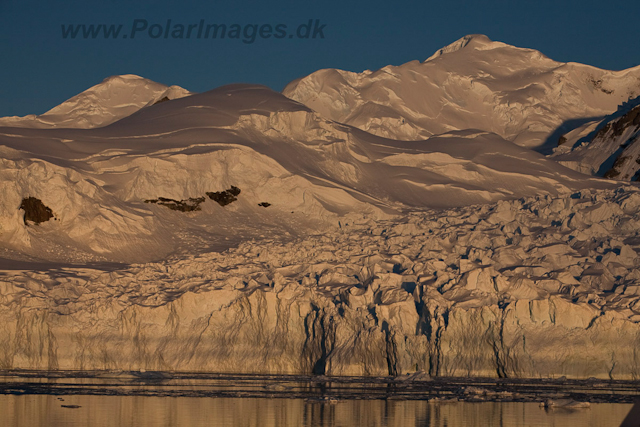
[0,395,632,427]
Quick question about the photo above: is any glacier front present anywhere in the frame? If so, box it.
[1,187,640,379]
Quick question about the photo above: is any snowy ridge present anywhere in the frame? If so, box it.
[1,187,640,378]
[0,75,191,129]
[425,34,509,61]
[284,35,640,149]
[0,84,603,263]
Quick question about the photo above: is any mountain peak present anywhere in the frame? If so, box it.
[103,73,146,81]
[425,34,507,61]
[0,75,192,129]
[284,36,640,149]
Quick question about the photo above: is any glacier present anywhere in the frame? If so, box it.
[1,187,640,379]
[1,35,640,381]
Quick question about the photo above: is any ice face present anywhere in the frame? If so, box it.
[1,187,639,379]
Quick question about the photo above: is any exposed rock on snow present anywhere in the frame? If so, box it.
[552,101,640,179]
[207,186,242,206]
[1,187,640,379]
[283,35,640,149]
[153,96,171,105]
[144,197,206,212]
[19,197,54,224]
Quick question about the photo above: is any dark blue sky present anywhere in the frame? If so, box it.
[1,0,639,117]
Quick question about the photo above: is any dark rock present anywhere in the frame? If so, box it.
[145,196,205,212]
[206,186,241,206]
[153,96,171,105]
[557,135,568,146]
[589,77,614,95]
[603,160,625,179]
[258,202,271,207]
[594,105,640,140]
[20,197,54,224]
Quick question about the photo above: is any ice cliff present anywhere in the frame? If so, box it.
[1,187,639,379]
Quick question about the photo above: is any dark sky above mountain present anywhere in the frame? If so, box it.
[1,0,639,117]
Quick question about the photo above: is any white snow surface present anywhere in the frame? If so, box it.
[284,35,640,149]
[0,84,605,264]
[0,75,191,129]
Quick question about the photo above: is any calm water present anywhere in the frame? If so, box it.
[0,395,633,427]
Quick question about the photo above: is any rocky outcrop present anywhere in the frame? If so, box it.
[552,101,640,180]
[19,197,54,224]
[153,96,171,105]
[601,105,640,180]
[144,187,243,211]
[144,197,205,212]
[206,186,241,206]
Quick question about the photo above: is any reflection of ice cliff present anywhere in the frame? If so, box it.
[2,394,629,427]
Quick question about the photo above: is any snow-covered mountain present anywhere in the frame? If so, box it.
[0,83,601,263]
[283,34,640,150]
[0,74,191,129]
[551,99,640,179]
[1,37,640,381]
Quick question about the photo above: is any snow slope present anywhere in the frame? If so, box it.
[283,35,640,150]
[0,75,191,129]
[0,84,607,263]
